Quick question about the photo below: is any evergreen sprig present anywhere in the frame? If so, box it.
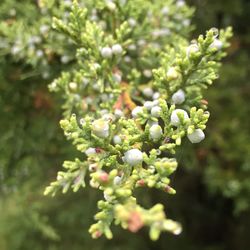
[43,0,232,240]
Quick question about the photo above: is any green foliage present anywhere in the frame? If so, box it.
[186,0,250,215]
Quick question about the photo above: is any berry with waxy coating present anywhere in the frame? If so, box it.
[149,125,163,141]
[124,149,143,166]
[151,106,162,117]
[92,119,110,138]
[170,109,189,126]
[101,47,113,58]
[172,89,185,104]
[210,38,223,50]
[112,44,123,55]
[132,106,144,118]
[187,129,205,143]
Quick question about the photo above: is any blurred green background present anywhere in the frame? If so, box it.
[0,0,250,249]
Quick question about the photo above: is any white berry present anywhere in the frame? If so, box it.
[187,129,205,143]
[101,47,113,58]
[128,18,137,27]
[36,50,44,58]
[144,101,154,110]
[153,92,160,100]
[102,113,115,122]
[92,119,110,138]
[113,135,122,145]
[147,120,158,127]
[40,25,49,34]
[166,67,179,81]
[106,1,116,11]
[104,192,113,202]
[124,149,143,166]
[152,100,159,106]
[161,6,169,15]
[85,147,96,156]
[210,38,223,50]
[90,179,99,188]
[61,55,70,64]
[172,89,185,104]
[176,0,185,7]
[143,69,152,78]
[128,44,136,50]
[132,106,144,118]
[113,176,122,185]
[149,125,163,141]
[69,82,78,91]
[142,87,154,97]
[151,106,162,117]
[113,73,122,83]
[114,109,124,118]
[186,44,199,57]
[112,44,123,55]
[170,109,189,126]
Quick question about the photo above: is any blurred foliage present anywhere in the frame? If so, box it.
[186,0,250,215]
[0,0,249,250]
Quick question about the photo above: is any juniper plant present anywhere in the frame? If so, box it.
[44,0,232,240]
